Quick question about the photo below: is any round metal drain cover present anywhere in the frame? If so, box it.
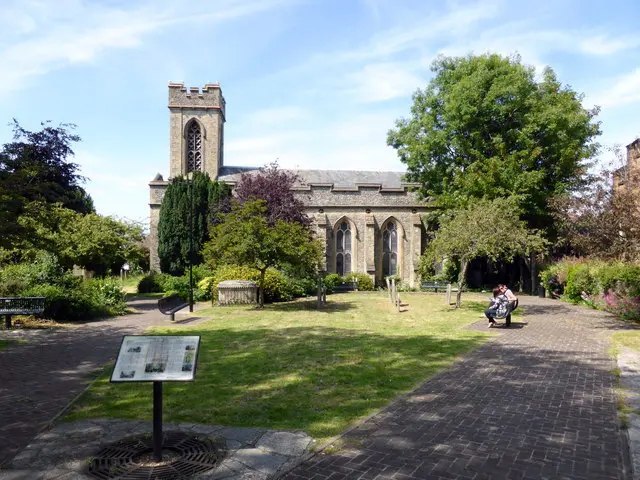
[87,431,224,479]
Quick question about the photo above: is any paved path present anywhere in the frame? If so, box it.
[0,298,208,468]
[283,297,633,480]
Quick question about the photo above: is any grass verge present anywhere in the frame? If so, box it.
[65,292,493,443]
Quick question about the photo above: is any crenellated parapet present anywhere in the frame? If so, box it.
[168,83,225,118]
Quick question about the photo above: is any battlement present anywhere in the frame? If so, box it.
[168,82,225,113]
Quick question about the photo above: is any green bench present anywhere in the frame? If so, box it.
[420,281,450,293]
[0,297,46,329]
[333,281,358,293]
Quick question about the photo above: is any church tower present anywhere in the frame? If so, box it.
[168,83,225,179]
[148,83,226,271]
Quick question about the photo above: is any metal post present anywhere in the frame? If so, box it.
[153,381,163,461]
[189,175,194,313]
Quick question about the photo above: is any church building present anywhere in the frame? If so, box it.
[149,84,430,287]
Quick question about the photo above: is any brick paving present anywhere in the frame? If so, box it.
[0,298,208,468]
[283,297,632,480]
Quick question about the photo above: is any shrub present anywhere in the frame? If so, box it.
[323,273,342,293]
[137,273,171,293]
[540,258,640,320]
[343,272,374,291]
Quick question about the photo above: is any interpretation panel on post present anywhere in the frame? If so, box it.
[111,335,200,382]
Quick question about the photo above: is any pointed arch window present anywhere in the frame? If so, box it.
[336,221,352,276]
[382,222,398,277]
[187,121,203,172]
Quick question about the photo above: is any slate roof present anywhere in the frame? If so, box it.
[218,166,414,188]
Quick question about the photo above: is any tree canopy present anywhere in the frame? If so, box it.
[158,172,231,276]
[203,200,323,307]
[234,162,311,227]
[423,197,548,306]
[12,201,148,275]
[0,120,94,251]
[388,53,601,238]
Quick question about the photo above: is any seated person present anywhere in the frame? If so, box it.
[499,284,518,327]
[485,287,509,327]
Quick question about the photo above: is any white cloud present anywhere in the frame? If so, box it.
[590,68,640,108]
[344,62,424,103]
[0,0,297,92]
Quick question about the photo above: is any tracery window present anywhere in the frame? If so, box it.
[382,222,397,277]
[336,221,352,276]
[187,122,202,172]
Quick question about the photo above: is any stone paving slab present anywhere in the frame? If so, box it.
[281,297,633,480]
[0,419,312,479]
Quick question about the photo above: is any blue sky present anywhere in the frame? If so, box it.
[1,0,639,226]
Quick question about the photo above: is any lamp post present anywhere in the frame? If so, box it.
[189,173,194,313]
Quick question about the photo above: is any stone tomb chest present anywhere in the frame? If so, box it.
[218,280,258,306]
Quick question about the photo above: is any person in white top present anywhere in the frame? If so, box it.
[499,284,518,327]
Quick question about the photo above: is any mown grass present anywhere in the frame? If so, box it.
[65,292,493,443]
[612,331,640,353]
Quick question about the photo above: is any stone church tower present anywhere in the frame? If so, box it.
[149,83,430,286]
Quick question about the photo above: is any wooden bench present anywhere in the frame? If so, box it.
[158,293,189,321]
[333,281,358,293]
[420,281,450,293]
[0,297,45,329]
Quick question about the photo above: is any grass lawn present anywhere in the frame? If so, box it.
[65,292,494,443]
[612,331,640,352]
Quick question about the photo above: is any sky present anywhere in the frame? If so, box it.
[1,0,639,227]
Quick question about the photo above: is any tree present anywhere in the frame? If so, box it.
[0,120,94,251]
[388,54,601,238]
[552,146,640,262]
[203,200,323,307]
[234,162,311,227]
[12,202,148,275]
[422,198,548,306]
[158,172,231,275]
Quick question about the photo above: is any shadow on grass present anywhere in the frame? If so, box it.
[267,298,357,313]
[65,325,488,441]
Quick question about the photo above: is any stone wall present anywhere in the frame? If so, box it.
[298,186,429,287]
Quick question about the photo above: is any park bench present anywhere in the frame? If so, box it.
[420,281,451,292]
[158,293,189,321]
[333,281,358,293]
[0,297,45,329]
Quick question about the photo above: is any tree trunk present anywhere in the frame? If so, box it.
[258,269,266,308]
[456,259,469,308]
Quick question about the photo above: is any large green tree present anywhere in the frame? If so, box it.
[158,172,231,275]
[15,202,148,275]
[0,120,94,252]
[388,53,601,237]
[203,200,323,307]
[423,198,548,306]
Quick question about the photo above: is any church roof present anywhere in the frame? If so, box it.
[218,166,416,189]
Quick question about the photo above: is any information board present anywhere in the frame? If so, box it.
[111,335,200,382]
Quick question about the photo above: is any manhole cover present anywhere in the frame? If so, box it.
[87,431,224,479]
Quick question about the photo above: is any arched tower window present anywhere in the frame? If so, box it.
[382,221,398,277]
[336,221,352,276]
[186,121,203,172]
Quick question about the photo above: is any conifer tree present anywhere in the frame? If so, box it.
[157,172,230,275]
